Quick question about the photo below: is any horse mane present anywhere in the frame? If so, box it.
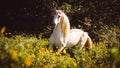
[59,11,70,38]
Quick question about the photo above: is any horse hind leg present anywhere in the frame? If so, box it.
[77,39,87,50]
[77,33,88,50]
[77,38,87,50]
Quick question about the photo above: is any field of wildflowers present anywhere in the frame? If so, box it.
[0,26,120,68]
[0,32,119,68]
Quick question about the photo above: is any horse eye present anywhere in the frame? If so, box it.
[58,15,60,18]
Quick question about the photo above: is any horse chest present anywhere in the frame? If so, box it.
[50,29,64,45]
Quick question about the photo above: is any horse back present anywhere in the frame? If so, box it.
[66,29,86,47]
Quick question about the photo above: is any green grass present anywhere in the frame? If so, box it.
[0,34,119,68]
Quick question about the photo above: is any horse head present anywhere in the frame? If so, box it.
[54,10,70,37]
[54,10,64,25]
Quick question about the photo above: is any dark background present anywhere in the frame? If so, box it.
[0,0,55,34]
[0,0,120,41]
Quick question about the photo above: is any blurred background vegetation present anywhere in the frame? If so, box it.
[0,0,120,43]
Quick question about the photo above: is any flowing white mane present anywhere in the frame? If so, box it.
[49,10,92,53]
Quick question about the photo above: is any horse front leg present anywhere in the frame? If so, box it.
[48,43,54,50]
[59,45,65,52]
[56,45,65,55]
[56,40,66,54]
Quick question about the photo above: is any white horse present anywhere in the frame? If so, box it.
[48,10,92,52]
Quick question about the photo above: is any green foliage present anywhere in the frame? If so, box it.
[0,34,119,68]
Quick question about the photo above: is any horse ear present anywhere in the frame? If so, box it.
[58,10,64,13]
[56,10,58,13]
[62,10,64,12]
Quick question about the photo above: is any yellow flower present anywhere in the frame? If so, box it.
[63,49,67,54]
[19,38,23,42]
[42,58,46,62]
[100,63,103,67]
[31,54,35,58]
[43,65,48,68]
[42,52,45,56]
[26,43,30,48]
[46,49,49,53]
[8,32,11,34]
[58,49,61,52]
[51,56,56,61]
[57,49,62,54]
[39,49,42,53]
[41,48,45,51]
[82,58,86,61]
[10,50,17,59]
[24,56,32,67]
[50,64,54,68]
[73,62,77,68]
[50,50,53,53]
[0,26,6,34]
[68,57,73,61]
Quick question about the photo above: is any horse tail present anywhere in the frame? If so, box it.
[85,36,92,51]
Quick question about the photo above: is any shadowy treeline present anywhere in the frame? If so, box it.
[0,0,120,42]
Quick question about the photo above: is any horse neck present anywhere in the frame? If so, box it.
[60,15,70,37]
